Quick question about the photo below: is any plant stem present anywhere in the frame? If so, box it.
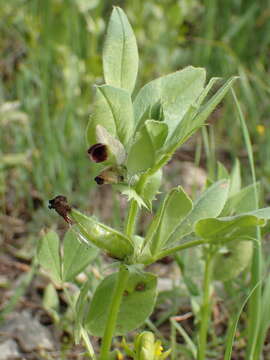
[154,239,206,262]
[99,264,129,360]
[198,248,214,360]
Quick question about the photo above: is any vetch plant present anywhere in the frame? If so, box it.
[38,7,270,360]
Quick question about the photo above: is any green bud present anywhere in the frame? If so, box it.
[70,209,133,260]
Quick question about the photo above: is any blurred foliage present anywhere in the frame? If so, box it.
[0,0,270,206]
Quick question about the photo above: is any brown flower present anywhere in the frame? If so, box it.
[87,143,108,163]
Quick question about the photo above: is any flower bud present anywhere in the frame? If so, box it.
[48,195,72,224]
[94,166,125,185]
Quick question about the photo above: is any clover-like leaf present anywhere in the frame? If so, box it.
[62,228,98,282]
[86,270,157,336]
[103,7,139,93]
[37,231,61,284]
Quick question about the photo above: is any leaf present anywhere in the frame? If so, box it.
[126,125,155,175]
[166,77,237,151]
[222,182,260,215]
[247,207,270,220]
[144,186,193,255]
[43,283,59,322]
[217,162,229,180]
[196,77,220,107]
[134,66,206,135]
[213,241,253,281]
[37,231,61,283]
[193,76,238,128]
[86,85,134,147]
[70,209,133,259]
[195,215,265,242]
[62,228,99,282]
[141,169,162,211]
[103,7,139,93]
[145,120,168,150]
[167,180,230,245]
[75,279,92,343]
[229,159,241,197]
[86,270,157,336]
[120,187,148,209]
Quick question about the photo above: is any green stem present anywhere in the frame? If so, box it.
[198,248,214,360]
[99,264,129,360]
[153,239,206,262]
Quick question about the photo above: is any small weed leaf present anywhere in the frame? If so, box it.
[86,271,157,336]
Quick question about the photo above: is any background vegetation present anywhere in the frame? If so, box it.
[1,0,270,358]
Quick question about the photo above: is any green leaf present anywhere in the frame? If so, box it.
[166,77,237,151]
[62,228,99,282]
[222,183,260,215]
[195,215,265,242]
[126,125,155,175]
[229,159,241,197]
[75,279,92,343]
[141,169,162,211]
[145,120,168,150]
[134,66,206,135]
[196,77,220,107]
[167,180,230,245]
[120,187,148,209]
[213,241,253,281]
[217,162,229,180]
[193,76,238,128]
[86,271,157,336]
[42,283,60,323]
[70,209,133,259]
[247,207,270,220]
[144,186,193,255]
[86,85,134,147]
[103,7,139,93]
[37,231,61,283]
